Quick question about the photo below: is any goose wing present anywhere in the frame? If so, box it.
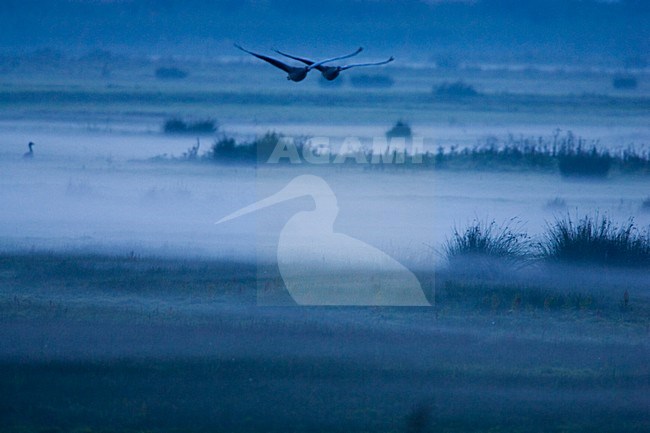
[274,47,363,72]
[273,49,316,66]
[340,56,395,71]
[307,47,365,71]
[234,44,294,73]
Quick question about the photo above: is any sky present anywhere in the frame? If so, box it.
[0,0,647,65]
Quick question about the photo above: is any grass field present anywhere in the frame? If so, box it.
[1,86,649,126]
[0,251,648,432]
[1,55,649,433]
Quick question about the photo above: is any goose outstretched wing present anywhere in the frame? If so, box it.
[273,47,363,71]
[340,56,395,71]
[273,50,316,66]
[234,44,294,73]
[306,47,365,71]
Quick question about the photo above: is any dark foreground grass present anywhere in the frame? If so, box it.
[1,356,647,433]
[0,251,648,433]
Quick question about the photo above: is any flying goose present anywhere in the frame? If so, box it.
[234,44,362,82]
[23,142,34,159]
[274,49,394,81]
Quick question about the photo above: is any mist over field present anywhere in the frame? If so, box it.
[0,1,649,432]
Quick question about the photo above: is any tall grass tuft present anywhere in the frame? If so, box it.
[443,219,531,272]
[540,214,650,267]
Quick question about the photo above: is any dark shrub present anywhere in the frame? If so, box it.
[163,118,217,134]
[619,145,650,174]
[434,81,479,98]
[210,132,298,164]
[211,137,246,162]
[540,214,650,268]
[155,67,188,80]
[253,132,284,163]
[163,119,187,133]
[557,145,611,177]
[350,74,394,88]
[612,75,637,90]
[386,120,412,139]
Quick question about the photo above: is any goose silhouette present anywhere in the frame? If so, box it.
[234,44,363,82]
[22,142,34,159]
[274,48,394,81]
[217,175,430,306]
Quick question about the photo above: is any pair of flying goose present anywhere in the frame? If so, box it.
[235,44,394,82]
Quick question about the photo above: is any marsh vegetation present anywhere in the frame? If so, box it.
[196,129,649,178]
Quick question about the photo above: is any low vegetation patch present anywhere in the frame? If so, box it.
[155,66,188,80]
[432,135,556,171]
[434,81,479,98]
[385,120,412,139]
[612,75,638,90]
[163,118,217,134]
[427,132,648,175]
[210,132,303,164]
[557,142,611,178]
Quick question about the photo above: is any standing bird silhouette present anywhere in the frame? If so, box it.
[22,142,34,159]
[217,175,430,306]
[234,44,363,82]
[274,48,394,81]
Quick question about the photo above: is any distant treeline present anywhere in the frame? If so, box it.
[195,130,649,177]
